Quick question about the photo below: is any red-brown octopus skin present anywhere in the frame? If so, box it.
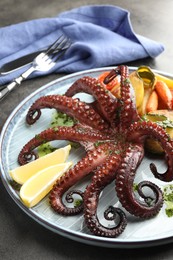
[26,95,110,132]
[18,125,111,165]
[84,151,127,238]
[65,76,118,127]
[126,121,173,182]
[50,142,116,216]
[116,144,163,219]
[17,65,173,238]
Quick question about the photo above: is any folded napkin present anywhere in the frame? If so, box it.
[0,5,164,85]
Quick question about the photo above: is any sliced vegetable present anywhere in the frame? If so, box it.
[149,109,173,121]
[155,80,172,110]
[155,73,173,90]
[110,83,120,98]
[145,139,164,154]
[98,71,119,91]
[143,113,167,122]
[143,111,173,154]
[145,90,158,113]
[137,66,156,89]
[138,88,152,115]
[129,71,144,108]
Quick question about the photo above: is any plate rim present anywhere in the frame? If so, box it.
[1,66,173,248]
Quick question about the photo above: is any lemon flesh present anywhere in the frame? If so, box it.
[20,162,72,207]
[10,145,71,184]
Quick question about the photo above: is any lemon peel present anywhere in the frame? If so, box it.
[10,145,71,184]
[20,162,72,207]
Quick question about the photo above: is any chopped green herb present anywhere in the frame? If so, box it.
[69,141,80,149]
[37,143,56,157]
[51,111,75,128]
[123,78,130,85]
[144,197,154,207]
[133,183,138,192]
[94,141,103,148]
[163,184,173,217]
[52,126,59,131]
[37,111,76,157]
[133,183,154,207]
[165,202,173,217]
[74,199,83,208]
[141,115,173,129]
[35,134,43,141]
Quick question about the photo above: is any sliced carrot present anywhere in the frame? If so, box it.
[98,71,118,90]
[111,83,121,98]
[146,90,159,113]
[157,95,169,110]
[155,73,173,90]
[155,80,172,110]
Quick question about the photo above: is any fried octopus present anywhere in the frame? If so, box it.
[18,65,173,238]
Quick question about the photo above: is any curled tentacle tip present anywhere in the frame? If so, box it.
[18,151,38,165]
[104,206,116,220]
[26,109,41,125]
[150,163,173,182]
[150,162,163,180]
[104,206,127,224]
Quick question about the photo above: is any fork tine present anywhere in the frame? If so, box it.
[52,38,71,54]
[54,40,71,62]
[0,36,70,101]
[45,35,68,55]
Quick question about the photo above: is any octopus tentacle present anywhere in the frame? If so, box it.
[16,65,173,238]
[84,153,127,238]
[18,126,110,165]
[104,66,140,128]
[65,76,118,127]
[49,143,113,216]
[127,121,173,182]
[116,144,163,218]
[26,95,110,132]
[118,65,140,128]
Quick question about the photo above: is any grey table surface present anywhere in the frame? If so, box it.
[1,0,173,259]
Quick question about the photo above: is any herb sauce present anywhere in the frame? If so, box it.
[37,111,75,157]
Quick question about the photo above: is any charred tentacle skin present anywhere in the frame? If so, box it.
[26,95,110,132]
[65,76,118,127]
[116,144,163,218]
[104,66,140,128]
[49,143,114,216]
[84,153,127,238]
[118,65,140,128]
[127,121,173,182]
[18,126,110,165]
[18,65,171,238]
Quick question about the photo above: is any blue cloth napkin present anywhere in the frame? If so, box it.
[0,5,164,85]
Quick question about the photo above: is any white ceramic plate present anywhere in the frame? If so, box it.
[1,67,173,248]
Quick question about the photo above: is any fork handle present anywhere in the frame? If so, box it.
[0,67,35,101]
[0,82,17,101]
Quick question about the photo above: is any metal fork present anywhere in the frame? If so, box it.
[0,35,71,101]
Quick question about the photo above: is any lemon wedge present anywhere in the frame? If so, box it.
[10,145,71,184]
[20,162,72,207]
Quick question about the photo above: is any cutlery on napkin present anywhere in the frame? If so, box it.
[0,35,71,100]
[0,5,164,86]
[0,43,70,75]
